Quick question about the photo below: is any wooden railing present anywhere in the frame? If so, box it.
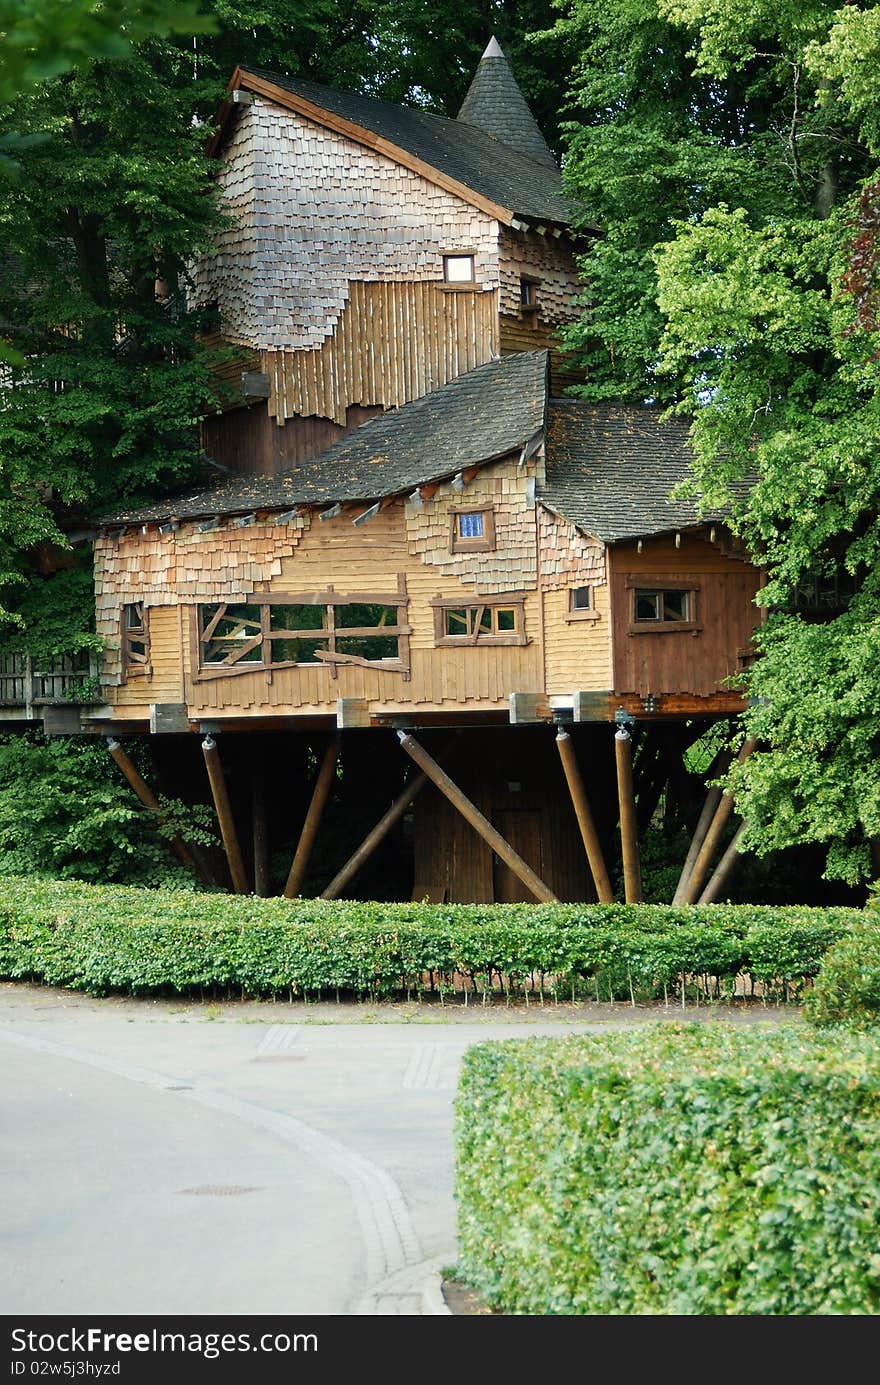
[0,652,99,710]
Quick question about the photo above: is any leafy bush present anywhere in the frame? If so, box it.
[806,923,880,1031]
[455,1026,880,1315]
[0,875,862,1000]
[0,735,214,886]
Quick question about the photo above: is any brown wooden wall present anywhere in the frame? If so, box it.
[201,402,382,476]
[412,729,593,903]
[499,316,585,395]
[609,532,761,698]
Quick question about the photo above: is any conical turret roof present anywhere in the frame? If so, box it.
[457,36,557,170]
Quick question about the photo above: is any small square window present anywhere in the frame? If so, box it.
[570,586,591,611]
[458,512,484,539]
[451,508,495,553]
[443,254,475,283]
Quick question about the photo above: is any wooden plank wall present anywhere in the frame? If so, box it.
[610,533,762,697]
[538,506,613,693]
[264,280,500,426]
[412,729,593,903]
[201,401,382,476]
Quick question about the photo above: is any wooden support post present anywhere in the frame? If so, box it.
[107,738,203,881]
[202,735,249,895]
[672,785,723,905]
[283,736,340,899]
[397,731,559,904]
[321,767,431,901]
[615,724,643,904]
[678,737,757,905]
[555,730,615,903]
[252,744,270,898]
[697,822,747,904]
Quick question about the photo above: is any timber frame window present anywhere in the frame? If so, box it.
[431,595,528,647]
[194,579,411,681]
[519,275,539,324]
[442,252,476,286]
[566,585,599,622]
[626,576,701,635]
[121,602,150,678]
[450,506,495,554]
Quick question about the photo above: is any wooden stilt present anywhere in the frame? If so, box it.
[106,738,204,882]
[397,731,559,903]
[678,737,757,905]
[201,735,249,895]
[615,725,643,903]
[697,822,747,904]
[672,785,723,905]
[555,730,614,903]
[283,736,339,899]
[321,767,431,901]
[252,743,270,898]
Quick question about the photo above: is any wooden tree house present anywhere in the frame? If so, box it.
[75,41,764,902]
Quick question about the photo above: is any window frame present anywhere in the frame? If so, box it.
[625,576,701,635]
[430,594,528,647]
[519,274,539,324]
[441,251,477,288]
[449,505,496,554]
[121,601,150,679]
[566,585,600,623]
[192,582,411,681]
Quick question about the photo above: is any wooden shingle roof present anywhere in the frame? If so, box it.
[542,400,728,543]
[102,352,550,527]
[232,66,576,229]
[457,37,558,171]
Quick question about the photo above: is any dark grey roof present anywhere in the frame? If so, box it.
[457,38,557,171]
[239,67,574,228]
[102,352,549,526]
[541,400,728,543]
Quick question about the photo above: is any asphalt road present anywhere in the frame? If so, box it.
[0,985,787,1316]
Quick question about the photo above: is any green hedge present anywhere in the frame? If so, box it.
[806,922,880,1031]
[0,875,862,1000]
[455,1026,880,1314]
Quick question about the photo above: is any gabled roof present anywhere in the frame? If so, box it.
[101,352,550,527]
[226,66,577,230]
[458,37,557,171]
[541,400,728,543]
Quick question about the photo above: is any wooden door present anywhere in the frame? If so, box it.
[493,809,543,903]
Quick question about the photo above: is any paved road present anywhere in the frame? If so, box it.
[0,985,787,1316]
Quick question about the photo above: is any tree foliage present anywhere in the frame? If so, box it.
[558,0,880,882]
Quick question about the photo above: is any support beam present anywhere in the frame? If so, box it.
[678,737,757,905]
[397,731,559,903]
[615,725,643,903]
[201,735,249,895]
[321,767,431,901]
[672,785,723,905]
[555,730,614,903]
[106,739,203,881]
[252,744,270,898]
[283,736,340,899]
[697,822,747,904]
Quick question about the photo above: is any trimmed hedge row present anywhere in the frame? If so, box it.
[0,875,863,1000]
[806,922,880,1031]
[455,1025,880,1315]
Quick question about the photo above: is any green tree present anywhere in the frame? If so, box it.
[558,0,880,882]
